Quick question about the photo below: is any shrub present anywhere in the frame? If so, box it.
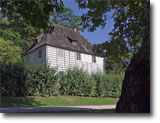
[93,73,106,97]
[58,68,96,97]
[0,62,28,96]
[26,64,59,97]
[102,73,124,98]
[91,72,124,98]
[0,62,124,98]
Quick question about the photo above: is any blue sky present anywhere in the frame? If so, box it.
[63,0,115,44]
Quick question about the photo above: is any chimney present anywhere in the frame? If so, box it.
[73,28,77,32]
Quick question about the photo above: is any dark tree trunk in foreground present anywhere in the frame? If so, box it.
[116,7,150,113]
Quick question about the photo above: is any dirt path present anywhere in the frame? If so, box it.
[0,105,116,113]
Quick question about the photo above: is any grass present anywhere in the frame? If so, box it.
[0,96,118,108]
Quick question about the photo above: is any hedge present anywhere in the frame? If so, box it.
[0,63,124,97]
[25,65,59,97]
[0,62,28,96]
[59,68,96,96]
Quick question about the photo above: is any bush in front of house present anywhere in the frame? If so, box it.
[0,62,124,97]
[92,73,124,98]
[58,68,96,96]
[93,73,107,97]
[25,64,59,97]
[104,73,124,97]
[0,62,28,96]
[0,63,59,97]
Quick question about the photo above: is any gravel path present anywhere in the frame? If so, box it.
[0,105,116,113]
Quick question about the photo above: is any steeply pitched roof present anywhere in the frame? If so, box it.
[26,24,93,55]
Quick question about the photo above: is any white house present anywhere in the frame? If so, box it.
[25,24,104,74]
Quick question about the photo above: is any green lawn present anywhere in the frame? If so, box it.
[0,96,118,108]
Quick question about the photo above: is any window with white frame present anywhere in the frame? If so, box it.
[76,52,81,60]
[57,49,64,57]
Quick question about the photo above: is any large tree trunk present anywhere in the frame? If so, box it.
[115,7,150,113]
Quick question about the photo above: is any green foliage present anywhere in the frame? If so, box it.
[77,0,149,73]
[26,65,59,97]
[0,63,123,98]
[93,43,129,74]
[0,0,64,30]
[0,7,84,55]
[0,62,28,96]
[76,0,112,32]
[0,38,22,64]
[50,7,84,31]
[104,58,129,74]
[59,68,96,96]
[93,73,124,98]
[102,73,124,97]
[93,73,106,97]
[0,18,42,54]
[77,0,148,53]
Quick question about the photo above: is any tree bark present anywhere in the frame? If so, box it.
[115,7,150,113]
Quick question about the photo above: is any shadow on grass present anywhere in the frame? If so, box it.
[0,97,115,113]
[0,97,44,108]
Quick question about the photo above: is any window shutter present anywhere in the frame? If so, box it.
[58,49,64,57]
[77,53,81,60]
[39,49,42,58]
[92,56,96,63]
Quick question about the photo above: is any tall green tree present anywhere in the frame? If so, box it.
[77,0,147,60]
[82,0,148,73]
[76,0,150,112]
[0,18,42,54]
[116,7,150,112]
[50,7,84,31]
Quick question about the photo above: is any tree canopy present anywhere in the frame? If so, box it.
[0,38,22,64]
[76,0,149,73]
[50,7,84,31]
[0,18,42,54]
[0,0,64,30]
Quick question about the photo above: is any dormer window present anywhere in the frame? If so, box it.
[67,37,77,46]
[72,40,77,46]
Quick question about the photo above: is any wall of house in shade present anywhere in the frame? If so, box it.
[25,45,104,74]
[25,46,46,65]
